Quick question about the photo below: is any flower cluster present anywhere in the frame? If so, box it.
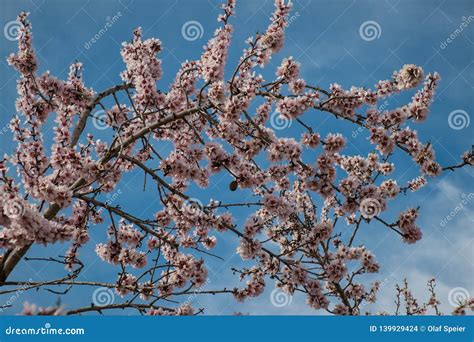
[0,186,74,248]
[275,95,314,119]
[1,0,470,317]
[398,208,422,244]
[199,25,233,83]
[258,0,293,64]
[121,28,163,107]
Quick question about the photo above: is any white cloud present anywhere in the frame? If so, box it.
[367,179,474,314]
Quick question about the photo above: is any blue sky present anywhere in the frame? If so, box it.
[0,0,473,315]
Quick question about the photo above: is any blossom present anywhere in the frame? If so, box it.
[21,302,63,316]
[324,133,346,154]
[7,12,37,75]
[394,64,424,90]
[198,25,233,83]
[268,138,302,162]
[275,95,313,119]
[407,176,426,192]
[0,0,468,317]
[301,132,320,148]
[276,57,300,82]
[237,238,262,259]
[0,187,74,249]
[326,259,347,282]
[398,208,422,244]
[120,27,163,107]
[257,0,293,64]
[116,273,137,296]
[380,179,400,198]
[289,79,306,95]
[369,127,394,155]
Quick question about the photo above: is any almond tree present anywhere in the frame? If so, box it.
[0,0,472,315]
